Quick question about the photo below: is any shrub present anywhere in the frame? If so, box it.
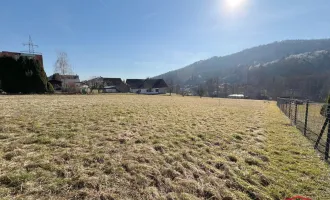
[320,95,330,117]
[0,56,51,94]
[47,82,55,94]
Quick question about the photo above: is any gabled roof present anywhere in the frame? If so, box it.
[126,79,168,89]
[126,79,145,89]
[103,78,123,86]
[60,75,79,80]
[141,79,168,89]
[48,73,79,81]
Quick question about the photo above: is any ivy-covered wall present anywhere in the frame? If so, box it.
[0,56,54,94]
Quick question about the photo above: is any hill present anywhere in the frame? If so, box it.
[153,39,330,99]
[247,50,330,100]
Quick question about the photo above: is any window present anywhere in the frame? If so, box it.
[155,89,159,92]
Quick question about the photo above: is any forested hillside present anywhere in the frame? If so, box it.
[247,50,330,100]
[154,39,330,82]
[154,39,330,101]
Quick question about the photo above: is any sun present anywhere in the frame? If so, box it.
[225,0,246,10]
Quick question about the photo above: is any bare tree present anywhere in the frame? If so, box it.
[179,85,187,97]
[89,76,103,93]
[168,79,174,96]
[54,52,74,92]
[181,89,186,97]
[175,85,180,94]
[54,52,73,75]
[196,84,205,98]
[98,84,104,93]
[206,78,217,97]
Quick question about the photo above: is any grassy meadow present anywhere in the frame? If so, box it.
[0,94,330,200]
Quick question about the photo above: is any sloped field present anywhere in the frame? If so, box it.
[0,95,329,199]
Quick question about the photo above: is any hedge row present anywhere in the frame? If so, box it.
[0,56,54,94]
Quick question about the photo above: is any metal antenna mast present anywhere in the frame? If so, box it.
[23,35,39,54]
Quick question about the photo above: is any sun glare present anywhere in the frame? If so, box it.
[225,0,246,10]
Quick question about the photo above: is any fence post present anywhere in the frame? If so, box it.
[304,100,309,136]
[294,100,298,125]
[325,105,330,160]
[285,101,288,115]
[288,100,292,120]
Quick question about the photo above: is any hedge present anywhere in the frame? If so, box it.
[0,56,52,94]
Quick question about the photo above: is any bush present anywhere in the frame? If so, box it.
[47,82,55,94]
[320,95,330,117]
[61,82,80,94]
[0,56,51,94]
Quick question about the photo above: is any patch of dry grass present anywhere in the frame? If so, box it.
[0,94,330,199]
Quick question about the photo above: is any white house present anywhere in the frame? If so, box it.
[228,94,245,99]
[126,79,168,94]
[103,86,117,93]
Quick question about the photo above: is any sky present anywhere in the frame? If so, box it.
[0,0,329,80]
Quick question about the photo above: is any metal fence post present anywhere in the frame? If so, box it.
[304,100,309,136]
[288,100,292,120]
[294,101,298,125]
[325,105,330,160]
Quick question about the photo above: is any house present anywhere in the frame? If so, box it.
[228,94,245,99]
[0,51,44,68]
[84,77,129,93]
[48,79,62,91]
[126,79,168,94]
[103,78,129,93]
[126,79,145,93]
[103,86,118,93]
[48,73,81,91]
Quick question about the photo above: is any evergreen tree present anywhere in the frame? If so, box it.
[0,55,52,94]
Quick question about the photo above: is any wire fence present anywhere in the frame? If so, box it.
[277,98,330,161]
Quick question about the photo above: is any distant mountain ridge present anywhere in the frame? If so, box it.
[247,50,330,100]
[153,39,330,85]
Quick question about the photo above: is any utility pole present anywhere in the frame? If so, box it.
[22,35,39,54]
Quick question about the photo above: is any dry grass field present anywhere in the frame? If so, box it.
[0,94,330,200]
